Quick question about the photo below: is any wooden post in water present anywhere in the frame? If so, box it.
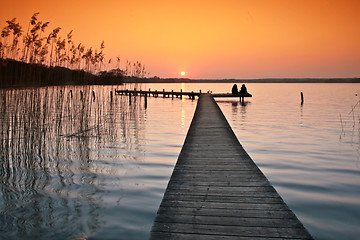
[163,89,165,98]
[110,91,113,102]
[129,92,132,105]
[92,91,95,101]
[171,90,174,99]
[145,93,148,109]
[70,90,73,98]
[80,90,83,100]
[180,89,183,99]
[301,92,304,105]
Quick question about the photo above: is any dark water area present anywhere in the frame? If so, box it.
[0,83,360,239]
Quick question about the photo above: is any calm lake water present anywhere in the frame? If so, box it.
[0,83,359,240]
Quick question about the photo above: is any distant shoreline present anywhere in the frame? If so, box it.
[123,77,360,83]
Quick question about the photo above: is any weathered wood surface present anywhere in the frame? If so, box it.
[150,93,313,239]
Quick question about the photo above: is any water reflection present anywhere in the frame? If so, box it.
[181,109,186,128]
[0,86,144,239]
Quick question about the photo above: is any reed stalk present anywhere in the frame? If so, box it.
[0,12,148,88]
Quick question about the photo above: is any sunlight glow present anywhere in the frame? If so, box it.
[0,1,359,78]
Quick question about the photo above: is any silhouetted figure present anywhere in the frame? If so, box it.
[231,84,238,94]
[239,84,248,94]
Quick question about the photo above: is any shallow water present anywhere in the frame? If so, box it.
[0,83,359,239]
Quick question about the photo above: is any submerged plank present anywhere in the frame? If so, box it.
[150,93,313,239]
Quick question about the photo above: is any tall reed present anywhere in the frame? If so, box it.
[0,12,148,80]
[0,85,146,238]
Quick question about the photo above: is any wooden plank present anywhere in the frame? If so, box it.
[150,232,301,240]
[164,186,279,195]
[152,222,311,239]
[150,93,313,239]
[168,173,268,180]
[166,182,271,188]
[157,201,291,211]
[161,191,281,199]
[154,214,306,228]
[173,166,260,171]
[161,195,284,204]
[156,207,300,219]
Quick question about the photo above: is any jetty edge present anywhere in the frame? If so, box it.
[150,93,313,239]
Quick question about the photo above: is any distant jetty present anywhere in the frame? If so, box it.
[115,88,252,104]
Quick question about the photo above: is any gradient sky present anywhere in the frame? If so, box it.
[1,0,359,79]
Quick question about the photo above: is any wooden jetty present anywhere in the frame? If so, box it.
[114,89,252,103]
[150,93,313,239]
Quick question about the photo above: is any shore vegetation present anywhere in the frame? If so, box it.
[0,13,148,87]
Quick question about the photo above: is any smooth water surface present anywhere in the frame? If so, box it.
[216,83,360,240]
[0,83,359,240]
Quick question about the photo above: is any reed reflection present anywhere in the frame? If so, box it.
[0,85,144,239]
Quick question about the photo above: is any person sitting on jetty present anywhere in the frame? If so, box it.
[231,84,238,94]
[239,84,248,94]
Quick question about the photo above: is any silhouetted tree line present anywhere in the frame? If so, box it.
[0,12,148,87]
[0,58,124,87]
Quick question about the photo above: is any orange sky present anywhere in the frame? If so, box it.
[1,0,359,79]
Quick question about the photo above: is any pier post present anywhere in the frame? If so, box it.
[301,92,304,105]
[180,89,183,99]
[145,93,147,109]
[129,93,131,105]
[110,91,113,102]
[240,96,245,104]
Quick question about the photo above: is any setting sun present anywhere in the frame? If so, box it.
[181,71,186,76]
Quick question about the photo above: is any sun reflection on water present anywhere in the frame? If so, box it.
[181,108,186,128]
